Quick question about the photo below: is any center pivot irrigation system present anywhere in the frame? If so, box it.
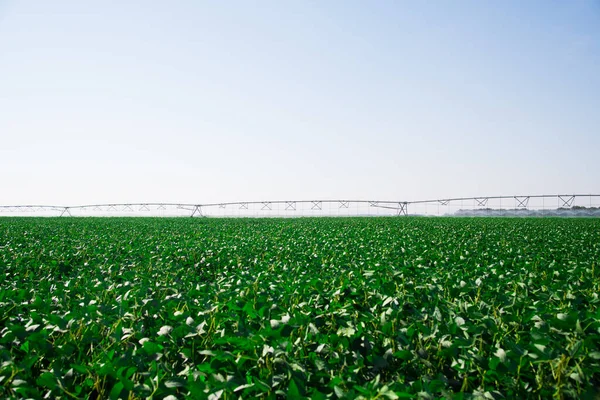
[1,194,599,217]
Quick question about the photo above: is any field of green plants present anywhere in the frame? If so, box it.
[0,217,599,399]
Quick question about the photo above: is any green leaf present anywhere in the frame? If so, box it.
[19,341,30,353]
[287,378,302,399]
[394,350,412,360]
[334,385,345,398]
[109,381,124,400]
[71,364,88,374]
[36,372,56,390]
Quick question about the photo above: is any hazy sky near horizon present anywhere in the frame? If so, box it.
[1,1,599,205]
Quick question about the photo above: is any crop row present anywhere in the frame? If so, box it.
[0,217,599,398]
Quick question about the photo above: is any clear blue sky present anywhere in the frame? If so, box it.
[1,1,599,205]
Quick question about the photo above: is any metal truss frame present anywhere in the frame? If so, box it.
[474,198,488,207]
[514,196,530,208]
[558,195,575,208]
[190,205,203,217]
[396,202,408,216]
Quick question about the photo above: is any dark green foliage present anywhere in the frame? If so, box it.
[0,217,599,399]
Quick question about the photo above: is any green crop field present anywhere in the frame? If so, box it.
[0,217,599,399]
